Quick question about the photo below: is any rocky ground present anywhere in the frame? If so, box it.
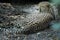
[0,3,60,40]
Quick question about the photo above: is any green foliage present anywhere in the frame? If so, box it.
[50,0,60,4]
[50,22,60,31]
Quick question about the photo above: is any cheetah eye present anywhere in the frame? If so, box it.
[36,9,39,10]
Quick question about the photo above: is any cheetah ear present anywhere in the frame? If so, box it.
[50,3,59,20]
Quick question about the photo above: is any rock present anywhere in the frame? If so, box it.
[13,13,54,34]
